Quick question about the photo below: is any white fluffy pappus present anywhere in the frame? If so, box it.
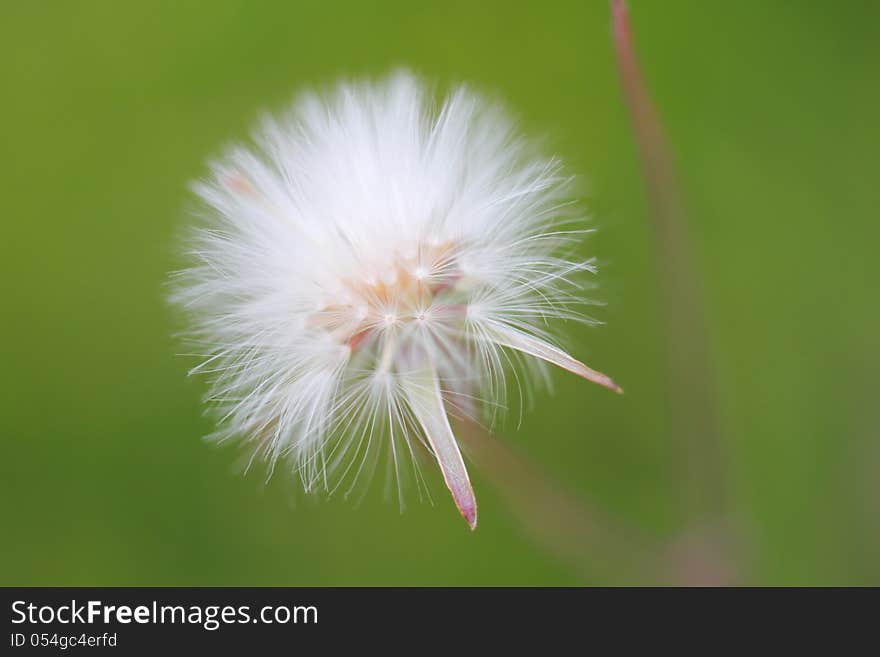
[171,71,621,529]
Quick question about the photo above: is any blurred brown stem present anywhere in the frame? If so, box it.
[611,0,727,524]
[458,420,654,583]
[459,421,738,585]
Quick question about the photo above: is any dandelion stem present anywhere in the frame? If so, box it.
[457,420,653,582]
[611,1,729,522]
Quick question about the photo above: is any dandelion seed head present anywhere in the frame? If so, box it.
[171,71,620,528]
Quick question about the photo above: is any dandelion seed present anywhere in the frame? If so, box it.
[171,71,620,529]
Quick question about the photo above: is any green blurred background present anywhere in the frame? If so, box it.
[2,1,878,585]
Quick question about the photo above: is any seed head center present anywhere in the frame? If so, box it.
[308,240,462,348]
